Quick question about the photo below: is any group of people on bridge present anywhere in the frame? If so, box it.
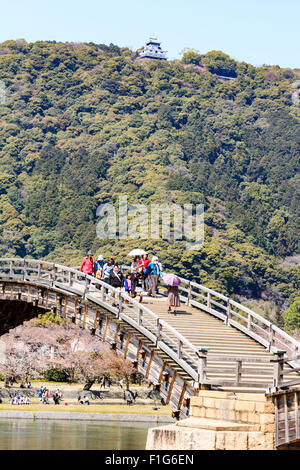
[79,251,180,312]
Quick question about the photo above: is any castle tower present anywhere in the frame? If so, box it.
[139,38,167,60]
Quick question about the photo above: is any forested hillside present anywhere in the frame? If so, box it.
[0,40,299,325]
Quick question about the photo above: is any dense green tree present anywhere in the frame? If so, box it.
[284,297,300,331]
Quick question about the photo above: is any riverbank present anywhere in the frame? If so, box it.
[0,408,174,423]
[0,382,174,423]
[0,403,171,414]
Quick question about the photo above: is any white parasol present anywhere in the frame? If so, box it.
[127,249,148,257]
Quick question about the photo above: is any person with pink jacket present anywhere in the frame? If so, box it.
[80,250,94,275]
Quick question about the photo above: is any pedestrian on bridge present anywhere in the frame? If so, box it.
[94,255,104,278]
[130,255,140,286]
[139,253,150,290]
[109,264,124,304]
[134,271,144,303]
[80,250,94,275]
[146,256,162,298]
[102,258,114,284]
[139,253,150,273]
[124,274,134,302]
[163,273,181,314]
[167,285,180,313]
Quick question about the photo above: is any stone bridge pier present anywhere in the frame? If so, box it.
[146,389,300,450]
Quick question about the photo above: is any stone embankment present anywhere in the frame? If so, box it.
[146,391,278,450]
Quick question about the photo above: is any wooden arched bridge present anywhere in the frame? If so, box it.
[0,258,299,430]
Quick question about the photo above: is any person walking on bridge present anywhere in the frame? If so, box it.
[162,273,181,314]
[139,253,150,290]
[80,250,94,275]
[94,255,104,278]
[109,264,124,305]
[130,255,140,282]
[102,258,114,283]
[146,256,162,298]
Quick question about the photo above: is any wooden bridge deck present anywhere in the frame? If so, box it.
[85,287,299,392]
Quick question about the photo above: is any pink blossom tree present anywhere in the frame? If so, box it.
[0,314,137,391]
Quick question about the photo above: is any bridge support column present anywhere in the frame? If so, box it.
[146,391,279,450]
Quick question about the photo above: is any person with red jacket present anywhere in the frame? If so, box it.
[139,253,150,273]
[139,253,151,290]
[80,250,94,275]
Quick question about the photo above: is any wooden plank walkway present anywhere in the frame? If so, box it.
[138,294,300,391]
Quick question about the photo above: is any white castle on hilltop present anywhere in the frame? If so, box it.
[139,38,167,60]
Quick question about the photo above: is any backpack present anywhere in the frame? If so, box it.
[96,269,102,279]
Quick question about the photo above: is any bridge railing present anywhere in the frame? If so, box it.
[196,348,300,391]
[159,276,300,364]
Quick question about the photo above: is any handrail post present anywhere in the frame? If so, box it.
[101,283,106,301]
[269,324,274,352]
[117,293,123,319]
[207,292,211,309]
[177,339,182,359]
[68,271,73,287]
[23,259,27,280]
[196,347,209,385]
[187,282,192,306]
[37,263,41,280]
[225,299,231,325]
[51,265,57,285]
[272,349,286,390]
[156,318,162,345]
[138,307,143,326]
[82,274,90,297]
[247,313,252,331]
[9,260,13,277]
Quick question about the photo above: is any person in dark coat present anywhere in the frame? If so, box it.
[109,265,124,287]
[109,264,124,305]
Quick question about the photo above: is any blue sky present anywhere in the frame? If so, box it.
[1,0,299,68]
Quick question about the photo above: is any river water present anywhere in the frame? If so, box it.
[0,419,154,450]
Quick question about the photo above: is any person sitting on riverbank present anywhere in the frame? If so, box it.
[83,395,89,405]
[11,393,29,405]
[126,392,133,405]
